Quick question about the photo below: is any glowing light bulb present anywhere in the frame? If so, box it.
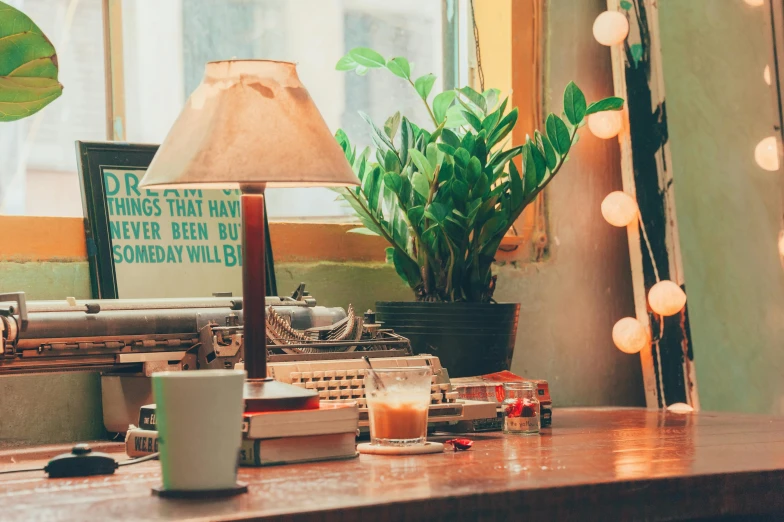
[647,280,687,316]
[755,136,780,171]
[588,111,623,139]
[667,403,694,414]
[612,317,650,354]
[592,11,629,46]
[601,191,639,227]
[764,65,772,86]
[744,0,764,6]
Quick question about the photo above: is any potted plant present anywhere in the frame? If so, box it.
[334,47,623,377]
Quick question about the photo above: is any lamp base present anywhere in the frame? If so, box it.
[244,378,320,412]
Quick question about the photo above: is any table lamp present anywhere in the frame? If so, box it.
[139,60,360,411]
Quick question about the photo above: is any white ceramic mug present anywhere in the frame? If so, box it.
[152,369,245,491]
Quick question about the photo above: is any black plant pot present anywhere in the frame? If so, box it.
[375,301,520,378]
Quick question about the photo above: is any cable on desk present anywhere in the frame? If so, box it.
[118,453,159,466]
[0,465,44,475]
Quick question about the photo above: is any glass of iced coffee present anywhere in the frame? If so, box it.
[364,367,432,446]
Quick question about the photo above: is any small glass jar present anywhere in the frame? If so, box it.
[502,382,540,435]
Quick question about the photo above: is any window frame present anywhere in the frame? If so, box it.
[3,0,543,265]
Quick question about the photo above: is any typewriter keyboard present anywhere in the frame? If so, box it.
[268,355,459,407]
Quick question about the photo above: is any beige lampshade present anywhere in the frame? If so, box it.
[139,60,359,189]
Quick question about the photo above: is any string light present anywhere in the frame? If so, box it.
[601,191,639,227]
[612,317,649,354]
[647,280,687,316]
[588,110,623,139]
[755,136,780,171]
[592,11,629,46]
[764,65,771,86]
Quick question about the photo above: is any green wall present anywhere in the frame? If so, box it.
[659,0,784,415]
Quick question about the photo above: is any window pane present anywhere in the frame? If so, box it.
[121,0,447,221]
[0,0,106,217]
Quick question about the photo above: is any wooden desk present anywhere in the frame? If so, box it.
[1,408,783,521]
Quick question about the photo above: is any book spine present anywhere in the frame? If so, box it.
[239,439,261,466]
[138,404,157,431]
[125,428,159,457]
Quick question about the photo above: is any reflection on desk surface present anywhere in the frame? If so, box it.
[1,408,784,522]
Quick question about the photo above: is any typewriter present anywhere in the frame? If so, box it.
[268,355,496,430]
[0,288,496,433]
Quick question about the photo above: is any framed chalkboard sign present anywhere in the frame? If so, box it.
[76,141,276,299]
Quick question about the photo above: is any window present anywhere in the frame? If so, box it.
[1,0,459,219]
[120,0,454,221]
[0,0,106,217]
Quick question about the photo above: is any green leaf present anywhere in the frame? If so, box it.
[364,166,383,213]
[349,47,386,68]
[425,202,450,223]
[335,54,358,71]
[384,149,399,173]
[488,145,524,173]
[541,134,558,171]
[451,179,469,203]
[409,148,434,181]
[586,97,625,115]
[509,161,524,210]
[621,0,632,9]
[481,110,501,134]
[384,111,401,140]
[426,143,439,172]
[386,57,411,79]
[462,110,483,132]
[360,111,396,152]
[466,157,482,184]
[392,248,422,287]
[384,172,403,195]
[528,139,547,185]
[441,128,461,149]
[545,114,571,155]
[407,205,425,228]
[563,81,587,126]
[0,2,62,121]
[355,65,369,76]
[428,121,445,144]
[483,88,501,111]
[411,172,430,198]
[433,90,456,124]
[454,148,471,169]
[437,161,454,184]
[445,104,468,128]
[523,144,537,196]
[414,73,437,100]
[400,118,412,166]
[487,108,518,149]
[438,143,457,156]
[458,86,487,114]
[472,173,490,198]
[347,227,379,236]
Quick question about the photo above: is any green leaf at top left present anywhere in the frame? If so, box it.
[0,1,63,122]
[349,47,386,68]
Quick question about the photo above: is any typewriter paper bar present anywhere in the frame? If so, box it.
[77,141,276,299]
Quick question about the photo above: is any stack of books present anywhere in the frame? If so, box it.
[125,402,359,466]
